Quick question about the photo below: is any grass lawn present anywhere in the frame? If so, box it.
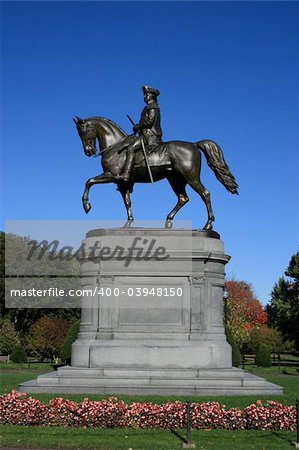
[0,426,297,450]
[0,362,52,371]
[0,364,298,449]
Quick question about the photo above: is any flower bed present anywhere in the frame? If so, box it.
[0,391,295,430]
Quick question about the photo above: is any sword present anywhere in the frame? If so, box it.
[127,114,154,183]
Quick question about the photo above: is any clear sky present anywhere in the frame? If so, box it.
[1,1,298,305]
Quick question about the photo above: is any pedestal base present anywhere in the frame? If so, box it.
[71,339,232,369]
[20,228,282,396]
[20,366,283,395]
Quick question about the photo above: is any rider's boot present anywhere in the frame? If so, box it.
[116,149,135,181]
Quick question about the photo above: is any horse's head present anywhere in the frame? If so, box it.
[73,116,98,157]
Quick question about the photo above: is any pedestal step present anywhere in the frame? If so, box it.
[19,366,283,396]
[58,366,244,379]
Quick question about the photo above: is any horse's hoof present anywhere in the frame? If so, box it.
[124,219,134,228]
[203,222,213,230]
[165,219,173,229]
[83,202,91,214]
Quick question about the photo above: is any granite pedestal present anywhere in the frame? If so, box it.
[20,228,282,395]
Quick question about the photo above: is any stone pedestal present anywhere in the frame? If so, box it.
[20,228,283,395]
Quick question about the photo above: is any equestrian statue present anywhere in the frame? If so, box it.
[74,86,238,230]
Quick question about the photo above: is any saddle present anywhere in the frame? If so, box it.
[113,136,169,168]
[135,143,169,167]
[113,135,137,153]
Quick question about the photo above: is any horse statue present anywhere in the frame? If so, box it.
[74,116,238,229]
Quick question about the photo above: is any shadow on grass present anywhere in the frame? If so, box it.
[171,428,187,444]
[281,370,299,376]
[271,430,295,445]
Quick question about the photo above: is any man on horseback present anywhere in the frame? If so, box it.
[117,85,162,181]
[76,87,238,228]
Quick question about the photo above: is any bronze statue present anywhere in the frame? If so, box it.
[117,85,162,181]
[74,86,238,230]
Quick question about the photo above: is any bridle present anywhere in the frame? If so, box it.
[78,122,102,158]
[75,117,123,158]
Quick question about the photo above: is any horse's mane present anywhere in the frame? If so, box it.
[86,116,127,136]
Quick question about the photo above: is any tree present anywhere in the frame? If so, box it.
[0,321,20,359]
[285,252,299,279]
[27,315,70,360]
[224,280,268,348]
[266,252,299,350]
[225,326,241,367]
[60,319,80,364]
[248,326,285,353]
[0,231,80,336]
[11,345,27,367]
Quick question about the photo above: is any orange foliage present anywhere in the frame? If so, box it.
[225,281,267,344]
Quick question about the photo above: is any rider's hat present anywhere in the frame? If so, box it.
[142,85,160,98]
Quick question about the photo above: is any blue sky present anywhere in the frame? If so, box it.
[1,1,298,305]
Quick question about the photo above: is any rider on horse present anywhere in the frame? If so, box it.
[117,85,162,181]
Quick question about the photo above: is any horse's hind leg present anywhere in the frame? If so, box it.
[118,184,134,223]
[82,172,114,213]
[166,176,189,223]
[188,179,215,230]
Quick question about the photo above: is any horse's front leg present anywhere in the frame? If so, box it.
[82,172,114,213]
[118,183,134,223]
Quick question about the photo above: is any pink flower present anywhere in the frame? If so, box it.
[0,391,295,430]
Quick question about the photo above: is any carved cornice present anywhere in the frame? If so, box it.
[189,274,205,283]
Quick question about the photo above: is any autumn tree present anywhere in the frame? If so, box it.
[26,315,70,360]
[266,251,299,350]
[224,280,268,348]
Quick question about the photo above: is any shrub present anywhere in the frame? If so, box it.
[10,345,27,364]
[255,344,272,367]
[60,320,80,364]
[225,327,241,367]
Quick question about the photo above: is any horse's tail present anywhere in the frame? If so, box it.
[196,140,239,194]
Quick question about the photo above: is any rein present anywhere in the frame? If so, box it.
[91,146,110,158]
[87,119,128,158]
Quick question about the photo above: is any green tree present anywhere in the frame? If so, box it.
[0,231,80,336]
[266,251,299,350]
[248,326,285,353]
[285,252,299,279]
[0,321,20,360]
